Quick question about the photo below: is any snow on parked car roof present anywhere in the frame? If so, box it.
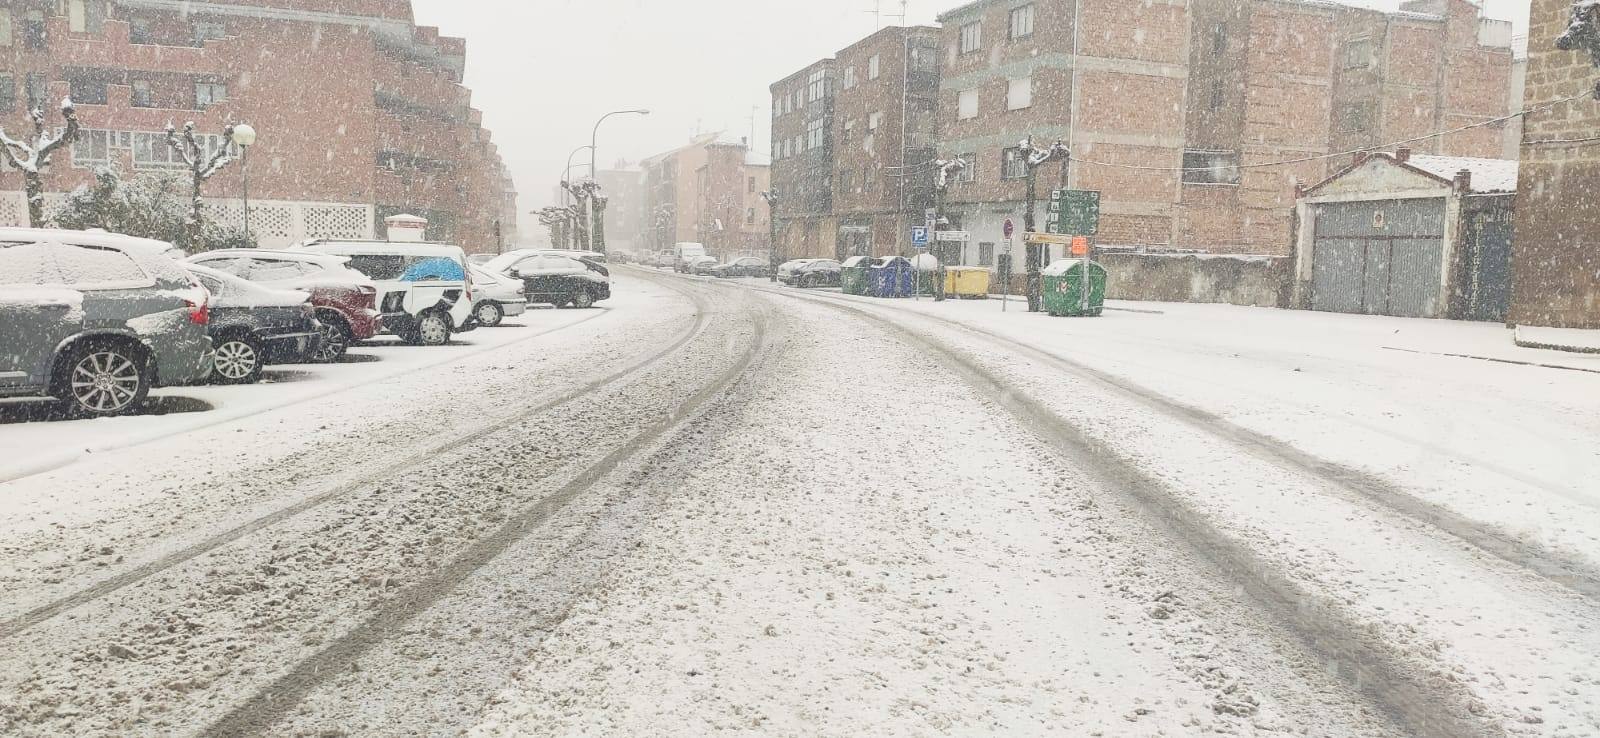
[190,248,354,267]
[0,227,180,258]
[183,262,311,308]
[295,241,467,259]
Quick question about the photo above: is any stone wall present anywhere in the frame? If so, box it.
[1099,252,1292,307]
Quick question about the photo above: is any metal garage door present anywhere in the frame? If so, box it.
[1311,199,1446,318]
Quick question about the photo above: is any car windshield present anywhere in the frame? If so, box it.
[3,3,1594,737]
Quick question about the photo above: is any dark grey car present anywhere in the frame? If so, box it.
[0,229,215,417]
[184,264,322,385]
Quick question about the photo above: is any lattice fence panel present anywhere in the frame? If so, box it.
[303,205,372,241]
[0,192,27,227]
[252,205,295,246]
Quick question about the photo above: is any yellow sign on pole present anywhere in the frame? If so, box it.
[1024,232,1073,246]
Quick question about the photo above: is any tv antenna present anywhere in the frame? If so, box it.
[865,0,908,29]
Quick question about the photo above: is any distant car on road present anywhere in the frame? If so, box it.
[467,265,529,327]
[686,255,719,275]
[185,249,380,363]
[778,258,843,288]
[183,264,322,385]
[0,229,214,417]
[674,242,707,273]
[710,257,772,279]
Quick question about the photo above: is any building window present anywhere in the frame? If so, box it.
[0,75,13,112]
[842,119,854,147]
[867,111,883,131]
[1009,4,1035,40]
[807,69,828,102]
[193,20,226,46]
[71,129,111,167]
[746,208,755,225]
[195,81,227,109]
[1344,38,1371,69]
[25,73,47,111]
[748,176,756,194]
[911,43,937,74]
[1212,23,1227,54]
[24,9,46,50]
[958,153,977,182]
[131,79,153,108]
[129,17,153,44]
[868,54,881,80]
[978,242,995,266]
[1181,150,1240,185]
[1007,76,1032,110]
[1002,147,1027,179]
[807,117,825,150]
[957,88,978,120]
[843,66,856,90]
[840,167,854,192]
[1209,78,1225,111]
[862,164,875,192]
[0,9,12,47]
[1339,102,1372,132]
[959,22,982,54]
[68,76,108,105]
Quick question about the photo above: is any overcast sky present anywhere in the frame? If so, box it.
[409,0,1533,237]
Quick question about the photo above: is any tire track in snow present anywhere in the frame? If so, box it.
[747,284,1600,601]
[0,279,713,643]
[201,277,775,737]
[737,281,1500,738]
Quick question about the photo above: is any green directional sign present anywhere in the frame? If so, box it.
[1046,189,1101,236]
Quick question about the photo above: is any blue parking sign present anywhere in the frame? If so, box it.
[911,226,930,248]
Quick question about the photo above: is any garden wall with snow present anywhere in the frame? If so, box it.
[1099,252,1292,308]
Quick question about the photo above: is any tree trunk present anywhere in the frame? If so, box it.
[24,175,44,228]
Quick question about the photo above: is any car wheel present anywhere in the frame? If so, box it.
[59,341,150,417]
[416,311,452,346]
[212,333,266,385]
[802,274,818,289]
[475,301,505,328]
[310,315,350,363]
[570,289,595,309]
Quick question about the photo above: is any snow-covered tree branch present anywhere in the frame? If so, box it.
[166,121,239,247]
[0,99,81,227]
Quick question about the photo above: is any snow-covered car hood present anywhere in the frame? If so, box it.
[184,264,310,309]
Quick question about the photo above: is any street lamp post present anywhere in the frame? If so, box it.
[589,109,650,253]
[761,189,779,282]
[230,123,257,245]
[563,144,593,206]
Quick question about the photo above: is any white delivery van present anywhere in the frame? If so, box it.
[293,240,476,346]
[673,242,707,274]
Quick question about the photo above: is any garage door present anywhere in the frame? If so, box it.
[1311,200,1446,318]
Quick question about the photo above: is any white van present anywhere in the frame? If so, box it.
[293,241,476,346]
[673,242,707,273]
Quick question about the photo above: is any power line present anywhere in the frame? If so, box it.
[1063,84,1600,174]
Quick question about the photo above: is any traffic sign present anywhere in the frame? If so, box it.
[1048,190,1101,236]
[1003,218,1015,239]
[1025,232,1073,246]
[935,230,970,242]
[911,226,930,248]
[1070,235,1089,256]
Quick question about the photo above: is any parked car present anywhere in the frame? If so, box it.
[710,256,772,279]
[467,265,529,327]
[185,249,380,362]
[467,253,497,266]
[293,241,476,346]
[507,253,612,309]
[545,248,607,263]
[182,264,322,384]
[0,229,214,417]
[687,255,719,275]
[779,258,844,288]
[674,242,708,273]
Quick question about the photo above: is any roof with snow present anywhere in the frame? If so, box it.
[1406,155,1520,194]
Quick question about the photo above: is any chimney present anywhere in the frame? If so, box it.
[1454,169,1473,193]
[1395,146,1411,163]
[384,213,429,242]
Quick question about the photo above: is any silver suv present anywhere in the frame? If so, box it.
[0,229,215,417]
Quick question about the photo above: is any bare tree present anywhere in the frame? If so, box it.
[0,99,81,227]
[166,121,238,248]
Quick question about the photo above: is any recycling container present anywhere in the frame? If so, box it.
[1040,259,1107,317]
[840,255,873,296]
[944,267,992,299]
[868,256,915,298]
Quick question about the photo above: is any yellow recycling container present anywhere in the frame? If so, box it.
[944,267,992,299]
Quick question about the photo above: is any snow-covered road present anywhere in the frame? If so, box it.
[1,269,1595,736]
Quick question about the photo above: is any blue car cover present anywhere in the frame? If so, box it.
[402,257,465,282]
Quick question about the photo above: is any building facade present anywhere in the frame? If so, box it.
[0,0,516,252]
[769,59,836,260]
[930,0,1513,267]
[1510,0,1600,329]
[636,133,769,258]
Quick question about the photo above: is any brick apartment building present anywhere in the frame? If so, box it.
[0,0,516,252]
[769,27,940,261]
[930,0,1514,266]
[634,133,769,258]
[594,163,644,254]
[1510,0,1600,329]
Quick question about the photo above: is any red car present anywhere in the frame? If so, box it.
[186,250,381,362]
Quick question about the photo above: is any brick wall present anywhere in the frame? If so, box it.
[1510,0,1600,328]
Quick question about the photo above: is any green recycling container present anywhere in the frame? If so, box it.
[840,255,872,296]
[1040,259,1107,317]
